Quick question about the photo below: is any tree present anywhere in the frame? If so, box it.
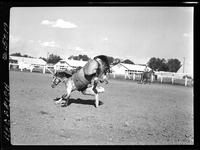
[68,54,90,61]
[79,54,90,61]
[122,59,134,64]
[47,54,62,64]
[167,59,181,72]
[39,57,47,62]
[148,57,181,72]
[10,52,22,57]
[69,55,79,60]
[23,54,33,58]
[147,57,168,71]
[10,52,33,58]
[147,57,158,70]
[159,58,168,71]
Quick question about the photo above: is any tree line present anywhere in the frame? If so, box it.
[39,54,135,66]
[10,52,181,72]
[10,52,34,58]
[147,57,181,72]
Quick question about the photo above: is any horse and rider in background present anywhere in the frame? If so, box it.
[140,65,155,84]
[51,55,110,108]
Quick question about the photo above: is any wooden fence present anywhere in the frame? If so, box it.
[9,63,193,87]
[110,71,193,87]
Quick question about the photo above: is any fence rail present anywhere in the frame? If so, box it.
[9,63,193,87]
[110,71,193,87]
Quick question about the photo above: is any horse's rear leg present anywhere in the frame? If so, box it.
[92,85,99,108]
[55,81,73,107]
[54,93,70,107]
[94,94,99,108]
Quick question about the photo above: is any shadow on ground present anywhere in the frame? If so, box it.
[53,97,103,107]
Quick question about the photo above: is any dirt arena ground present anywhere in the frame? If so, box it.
[10,71,193,145]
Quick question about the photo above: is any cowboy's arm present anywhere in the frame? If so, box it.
[88,76,99,88]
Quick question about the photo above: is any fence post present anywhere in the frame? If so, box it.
[151,74,153,83]
[43,66,45,74]
[133,73,135,80]
[161,76,163,83]
[172,75,174,84]
[127,71,130,79]
[185,76,188,87]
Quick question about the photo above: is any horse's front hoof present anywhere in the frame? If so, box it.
[54,101,60,104]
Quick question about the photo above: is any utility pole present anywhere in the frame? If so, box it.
[47,52,49,59]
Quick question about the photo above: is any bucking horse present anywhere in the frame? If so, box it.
[140,69,155,84]
[50,55,110,108]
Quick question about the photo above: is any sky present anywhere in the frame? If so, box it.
[10,7,193,68]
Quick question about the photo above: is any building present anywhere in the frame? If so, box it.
[177,64,193,78]
[111,63,152,76]
[54,59,88,71]
[9,56,47,70]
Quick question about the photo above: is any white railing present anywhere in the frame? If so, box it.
[155,71,193,86]
[10,63,193,87]
[110,70,193,87]
[9,63,63,75]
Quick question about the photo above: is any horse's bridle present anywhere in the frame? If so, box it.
[51,76,62,88]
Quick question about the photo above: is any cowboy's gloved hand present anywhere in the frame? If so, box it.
[90,77,99,87]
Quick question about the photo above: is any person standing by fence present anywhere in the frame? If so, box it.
[144,65,148,72]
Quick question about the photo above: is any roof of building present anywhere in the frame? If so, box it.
[111,63,151,71]
[177,64,193,77]
[10,56,46,65]
[56,59,88,67]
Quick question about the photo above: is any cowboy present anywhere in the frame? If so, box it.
[63,56,109,90]
[53,55,110,107]
[144,64,148,72]
[140,65,148,84]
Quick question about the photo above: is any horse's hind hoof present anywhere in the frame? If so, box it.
[54,100,61,104]
[94,104,99,108]
[61,101,68,107]
[61,103,67,107]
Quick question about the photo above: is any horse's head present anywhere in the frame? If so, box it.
[150,69,155,75]
[51,71,72,88]
[51,73,62,88]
